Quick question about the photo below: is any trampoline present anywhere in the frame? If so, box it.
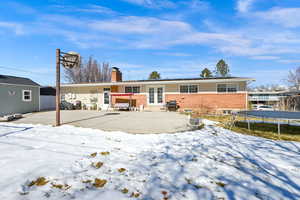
[236,111,300,135]
[238,111,300,120]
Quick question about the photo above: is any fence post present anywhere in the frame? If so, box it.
[278,121,281,135]
[247,119,250,131]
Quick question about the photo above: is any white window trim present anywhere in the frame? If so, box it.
[216,83,239,93]
[178,84,199,94]
[22,90,32,102]
[103,91,110,105]
[146,85,165,105]
[124,85,141,94]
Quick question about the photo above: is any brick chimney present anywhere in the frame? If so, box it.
[111,67,122,82]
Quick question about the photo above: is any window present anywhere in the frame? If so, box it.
[157,87,163,103]
[180,85,189,93]
[227,84,238,92]
[149,88,155,104]
[22,90,32,102]
[180,85,198,93]
[217,84,238,93]
[125,86,140,93]
[217,84,227,93]
[189,85,198,93]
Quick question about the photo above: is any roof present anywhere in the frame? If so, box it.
[62,77,255,87]
[40,86,56,96]
[122,77,250,82]
[249,91,288,94]
[0,74,40,87]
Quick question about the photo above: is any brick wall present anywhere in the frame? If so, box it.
[165,93,247,112]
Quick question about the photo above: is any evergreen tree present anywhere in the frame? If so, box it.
[215,59,230,77]
[200,68,213,78]
[148,71,161,80]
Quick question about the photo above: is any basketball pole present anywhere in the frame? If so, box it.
[56,48,61,126]
[55,49,80,127]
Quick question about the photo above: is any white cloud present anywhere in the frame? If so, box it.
[256,7,300,28]
[278,59,300,64]
[121,0,176,9]
[52,4,118,15]
[0,21,24,35]
[88,16,192,34]
[8,2,299,60]
[236,0,256,13]
[154,52,192,57]
[180,0,210,11]
[121,0,210,11]
[33,14,300,58]
[250,56,280,60]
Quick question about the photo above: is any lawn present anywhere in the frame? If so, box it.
[0,122,299,200]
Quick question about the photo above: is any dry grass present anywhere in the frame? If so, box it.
[51,183,71,190]
[93,178,107,188]
[28,177,49,187]
[92,162,103,169]
[100,151,110,156]
[90,152,97,157]
[121,188,129,194]
[118,168,126,173]
[200,115,300,142]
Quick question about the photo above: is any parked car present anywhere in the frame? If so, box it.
[256,105,274,111]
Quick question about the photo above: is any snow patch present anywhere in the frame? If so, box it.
[0,123,299,199]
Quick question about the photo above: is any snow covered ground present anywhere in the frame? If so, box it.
[0,121,300,200]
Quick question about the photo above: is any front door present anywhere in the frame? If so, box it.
[102,88,110,109]
[148,86,164,105]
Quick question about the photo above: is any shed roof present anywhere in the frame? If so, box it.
[0,74,40,87]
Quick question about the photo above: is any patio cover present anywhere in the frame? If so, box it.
[110,93,134,96]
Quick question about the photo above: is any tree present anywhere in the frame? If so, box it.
[148,71,161,80]
[249,84,287,92]
[200,68,213,78]
[287,67,300,90]
[215,59,230,77]
[64,57,112,83]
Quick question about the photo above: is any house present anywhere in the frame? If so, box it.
[0,75,40,116]
[61,67,254,113]
[248,91,289,109]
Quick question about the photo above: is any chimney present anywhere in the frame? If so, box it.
[111,67,122,82]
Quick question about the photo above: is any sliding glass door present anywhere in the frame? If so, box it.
[148,86,164,105]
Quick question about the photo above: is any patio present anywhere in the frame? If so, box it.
[10,110,190,134]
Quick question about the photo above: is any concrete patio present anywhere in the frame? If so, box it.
[9,110,190,134]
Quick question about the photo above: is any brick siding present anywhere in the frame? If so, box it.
[165,93,247,112]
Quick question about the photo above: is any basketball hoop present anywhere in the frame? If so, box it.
[56,48,81,126]
[61,51,80,69]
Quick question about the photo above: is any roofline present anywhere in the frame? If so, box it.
[62,78,255,87]
[0,83,40,87]
[249,91,289,94]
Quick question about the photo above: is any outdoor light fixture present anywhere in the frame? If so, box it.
[56,49,80,126]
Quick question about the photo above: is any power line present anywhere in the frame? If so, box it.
[0,65,53,76]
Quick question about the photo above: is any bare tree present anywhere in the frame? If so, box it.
[287,67,300,90]
[64,57,112,83]
[279,95,300,111]
[249,84,287,92]
[64,57,84,83]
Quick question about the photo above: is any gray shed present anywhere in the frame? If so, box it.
[0,75,40,116]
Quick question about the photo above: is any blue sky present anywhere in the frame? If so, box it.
[0,0,299,86]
